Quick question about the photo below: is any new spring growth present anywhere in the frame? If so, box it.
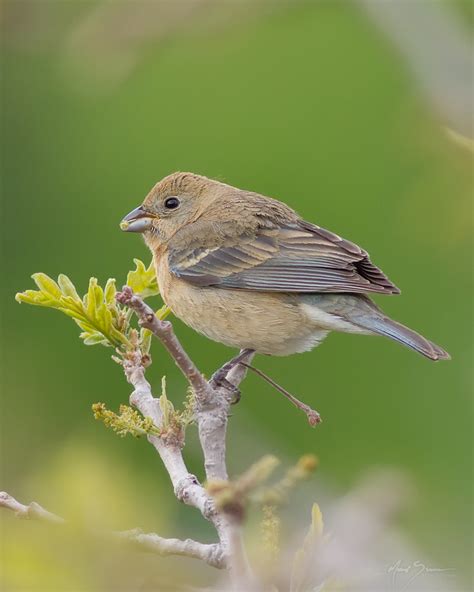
[92,377,195,445]
[158,377,196,447]
[92,402,161,438]
[15,259,170,356]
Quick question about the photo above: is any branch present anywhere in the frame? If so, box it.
[0,491,64,524]
[121,347,253,581]
[120,356,227,534]
[116,286,253,482]
[116,286,253,586]
[0,491,225,569]
[114,529,225,568]
[116,286,212,402]
[197,349,255,482]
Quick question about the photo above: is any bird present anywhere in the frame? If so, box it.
[120,172,450,371]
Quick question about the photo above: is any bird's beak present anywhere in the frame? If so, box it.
[120,206,157,233]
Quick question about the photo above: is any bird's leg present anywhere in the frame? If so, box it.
[240,363,321,426]
[209,349,255,399]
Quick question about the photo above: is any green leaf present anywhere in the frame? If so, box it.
[17,269,153,351]
[140,328,152,354]
[81,332,109,346]
[59,296,85,315]
[98,302,113,332]
[109,325,131,347]
[15,290,51,306]
[93,284,104,313]
[159,377,176,428]
[126,259,159,298]
[75,320,96,332]
[58,274,80,300]
[156,304,171,320]
[32,273,62,299]
[104,278,117,304]
[59,309,89,322]
[86,278,98,318]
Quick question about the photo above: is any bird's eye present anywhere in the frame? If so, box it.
[164,197,180,210]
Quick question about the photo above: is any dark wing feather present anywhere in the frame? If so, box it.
[168,220,400,295]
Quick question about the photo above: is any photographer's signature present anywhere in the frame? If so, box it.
[387,559,455,590]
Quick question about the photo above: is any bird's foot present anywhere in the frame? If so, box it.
[209,374,241,404]
[209,366,231,390]
[209,349,254,403]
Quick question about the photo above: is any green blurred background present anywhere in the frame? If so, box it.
[1,1,472,590]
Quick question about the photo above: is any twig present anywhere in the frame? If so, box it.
[240,363,321,426]
[114,529,225,568]
[121,351,228,541]
[116,286,212,402]
[0,491,64,524]
[0,492,225,569]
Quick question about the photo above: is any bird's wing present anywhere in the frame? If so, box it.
[168,220,400,295]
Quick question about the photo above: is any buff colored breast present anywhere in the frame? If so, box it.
[154,253,329,356]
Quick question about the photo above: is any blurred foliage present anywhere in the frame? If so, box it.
[291,503,325,592]
[205,454,324,589]
[452,0,474,27]
[1,0,472,589]
[207,453,318,517]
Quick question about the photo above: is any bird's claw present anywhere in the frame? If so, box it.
[209,375,241,404]
[209,368,227,389]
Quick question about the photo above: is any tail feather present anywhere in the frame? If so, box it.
[360,316,450,361]
[304,294,450,361]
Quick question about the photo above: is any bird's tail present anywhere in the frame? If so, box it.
[304,293,450,361]
[355,314,450,361]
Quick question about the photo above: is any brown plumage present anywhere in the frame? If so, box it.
[121,172,449,360]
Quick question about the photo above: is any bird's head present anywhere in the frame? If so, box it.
[120,172,223,249]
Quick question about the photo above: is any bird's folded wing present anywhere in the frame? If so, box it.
[168,220,400,295]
